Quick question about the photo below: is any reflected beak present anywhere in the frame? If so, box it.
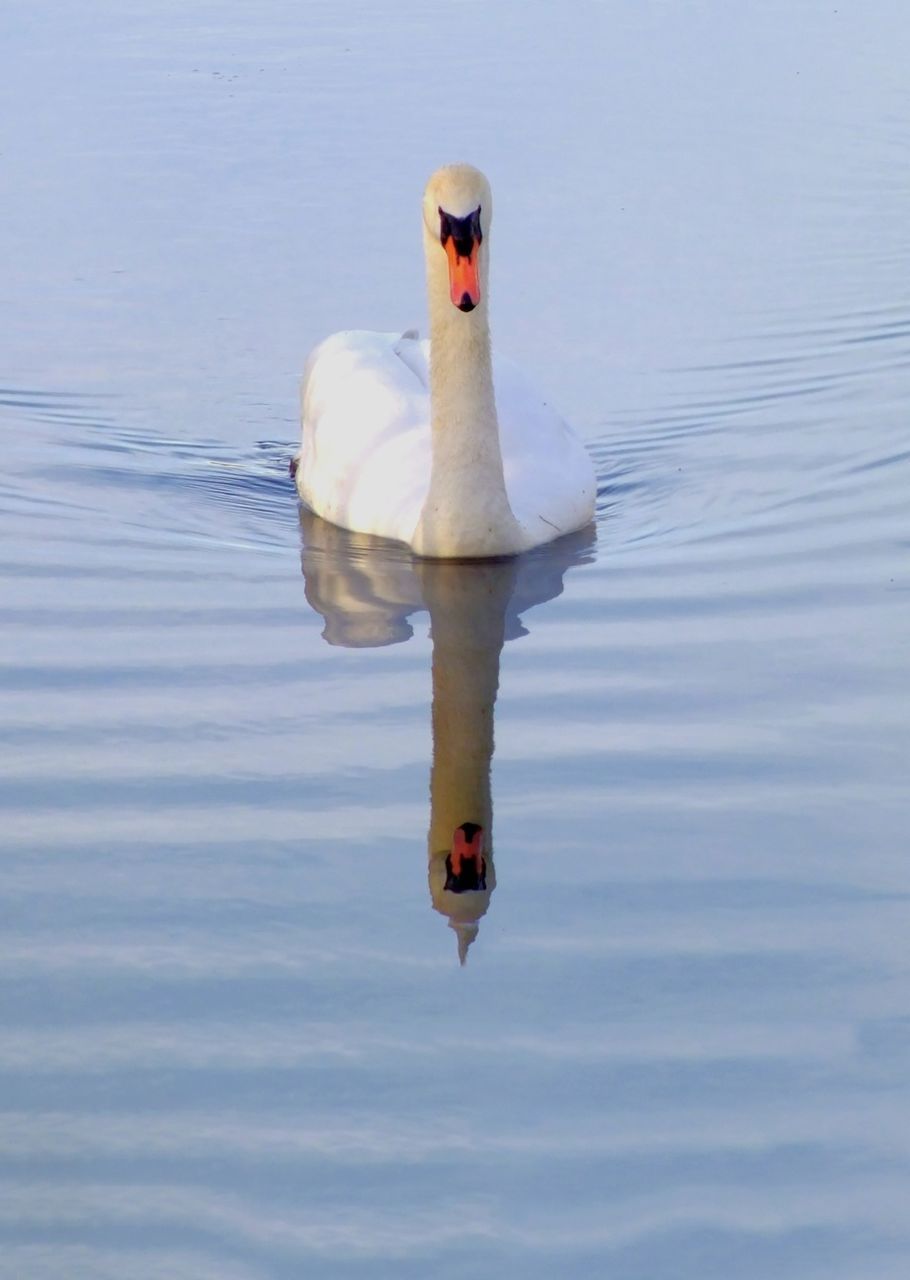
[445,823,487,891]
[444,237,481,312]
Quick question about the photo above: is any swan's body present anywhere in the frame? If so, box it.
[295,165,596,558]
[298,329,594,554]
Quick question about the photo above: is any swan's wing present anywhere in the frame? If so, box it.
[298,331,432,544]
[494,356,597,541]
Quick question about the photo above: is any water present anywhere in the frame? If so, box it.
[2,2,909,1276]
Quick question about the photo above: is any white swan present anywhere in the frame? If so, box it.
[294,164,596,558]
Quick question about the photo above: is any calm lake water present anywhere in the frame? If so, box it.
[2,2,909,1277]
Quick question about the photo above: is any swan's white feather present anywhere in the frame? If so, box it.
[298,329,595,549]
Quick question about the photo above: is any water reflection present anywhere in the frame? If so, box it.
[298,509,595,960]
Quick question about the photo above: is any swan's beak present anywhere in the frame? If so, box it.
[444,237,481,312]
[445,823,487,891]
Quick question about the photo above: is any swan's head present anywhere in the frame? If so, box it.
[428,821,494,965]
[422,164,492,313]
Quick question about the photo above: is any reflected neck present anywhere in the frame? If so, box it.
[424,562,514,857]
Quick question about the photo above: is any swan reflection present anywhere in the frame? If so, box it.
[298,508,594,961]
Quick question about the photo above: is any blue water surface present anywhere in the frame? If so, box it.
[2,3,909,1277]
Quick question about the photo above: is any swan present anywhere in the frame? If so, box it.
[293,164,596,558]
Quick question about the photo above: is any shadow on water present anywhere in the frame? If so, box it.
[298,507,596,962]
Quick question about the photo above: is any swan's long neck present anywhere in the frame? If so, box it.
[411,230,525,558]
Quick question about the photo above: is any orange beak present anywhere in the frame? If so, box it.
[450,823,484,874]
[444,237,481,311]
[445,823,487,892]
